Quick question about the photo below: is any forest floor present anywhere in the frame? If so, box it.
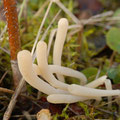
[1,0,120,120]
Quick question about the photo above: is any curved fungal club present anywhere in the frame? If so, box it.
[17,18,120,104]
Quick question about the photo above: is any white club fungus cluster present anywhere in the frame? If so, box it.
[17,18,120,104]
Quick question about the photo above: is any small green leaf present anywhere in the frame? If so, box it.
[82,67,98,83]
[82,67,105,83]
[107,67,120,84]
[106,27,120,53]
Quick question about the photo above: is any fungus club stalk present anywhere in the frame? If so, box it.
[3,0,21,88]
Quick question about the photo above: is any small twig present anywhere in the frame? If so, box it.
[3,78,25,120]
[0,47,10,55]
[47,29,56,57]
[68,24,82,29]
[96,99,117,108]
[0,87,14,94]
[31,0,53,56]
[34,9,61,62]
[11,114,36,118]
[67,15,120,29]
[0,25,7,41]
[18,0,26,21]
[106,16,120,21]
[83,16,120,25]
[109,51,116,67]
[95,65,102,80]
[0,71,8,84]
[92,23,111,29]
[77,11,117,25]
[67,28,81,40]
[33,0,49,18]
[53,0,79,24]
[96,107,118,117]
[32,1,56,62]
[0,86,36,101]
[90,11,113,19]
[81,11,113,25]
[40,10,61,42]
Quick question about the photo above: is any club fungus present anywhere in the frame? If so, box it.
[47,94,100,104]
[33,64,87,85]
[18,48,98,103]
[36,41,69,90]
[85,75,107,88]
[105,79,112,108]
[53,18,68,82]
[17,17,120,104]
[17,50,67,95]
[68,84,120,97]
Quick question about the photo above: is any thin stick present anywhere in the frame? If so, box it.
[31,0,53,55]
[89,11,113,19]
[0,87,14,94]
[0,71,8,84]
[0,47,10,55]
[83,16,120,25]
[54,0,79,24]
[33,0,49,18]
[109,51,116,67]
[68,28,81,39]
[0,86,36,101]
[0,25,7,41]
[11,114,36,118]
[18,0,26,21]
[32,2,57,62]
[3,78,25,120]
[95,65,102,79]
[32,9,61,62]
[47,29,56,57]
[40,10,61,42]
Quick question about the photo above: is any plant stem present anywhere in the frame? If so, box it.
[3,0,21,88]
